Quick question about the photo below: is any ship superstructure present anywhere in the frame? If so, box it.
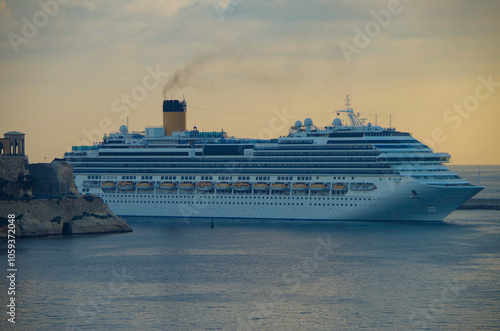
[65,96,483,221]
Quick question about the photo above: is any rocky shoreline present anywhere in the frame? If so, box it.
[0,197,132,238]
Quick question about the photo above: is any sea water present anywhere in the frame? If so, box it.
[1,166,499,330]
[449,164,500,199]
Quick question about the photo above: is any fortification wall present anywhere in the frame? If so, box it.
[0,157,27,180]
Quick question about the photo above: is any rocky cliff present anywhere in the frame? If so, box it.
[1,156,132,238]
[0,197,132,238]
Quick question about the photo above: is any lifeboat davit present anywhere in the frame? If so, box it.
[292,182,308,191]
[160,181,178,189]
[137,181,154,189]
[196,182,214,191]
[216,182,232,191]
[253,183,269,191]
[271,182,288,191]
[117,181,134,190]
[179,182,195,190]
[310,183,328,191]
[233,182,251,191]
[331,184,347,190]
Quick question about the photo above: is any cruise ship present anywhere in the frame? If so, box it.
[65,96,483,221]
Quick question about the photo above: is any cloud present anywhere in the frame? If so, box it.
[0,0,499,165]
[124,0,212,17]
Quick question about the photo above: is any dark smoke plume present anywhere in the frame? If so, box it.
[162,43,248,99]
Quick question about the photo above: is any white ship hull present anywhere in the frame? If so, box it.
[88,177,482,222]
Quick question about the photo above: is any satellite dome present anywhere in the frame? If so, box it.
[119,125,128,134]
[294,120,302,128]
[367,122,372,127]
[304,118,313,127]
[332,118,342,126]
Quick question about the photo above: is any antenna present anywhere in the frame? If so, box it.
[389,115,392,129]
[375,114,377,126]
[335,94,365,126]
[127,116,129,129]
[345,94,351,110]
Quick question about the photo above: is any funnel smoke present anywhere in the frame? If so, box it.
[162,43,248,98]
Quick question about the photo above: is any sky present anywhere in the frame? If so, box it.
[0,0,499,164]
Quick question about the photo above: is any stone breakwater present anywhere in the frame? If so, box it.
[458,199,500,210]
[0,197,132,238]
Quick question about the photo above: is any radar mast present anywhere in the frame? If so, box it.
[335,94,365,126]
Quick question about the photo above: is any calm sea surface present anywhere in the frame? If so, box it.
[449,164,500,199]
[1,166,499,330]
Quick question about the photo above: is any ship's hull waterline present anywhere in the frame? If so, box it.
[90,178,482,222]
